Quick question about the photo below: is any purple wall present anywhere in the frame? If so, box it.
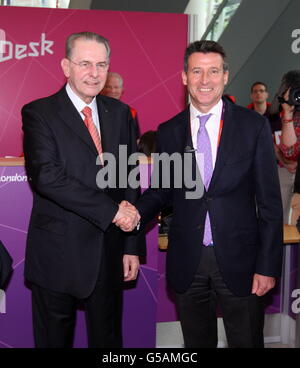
[289,245,299,319]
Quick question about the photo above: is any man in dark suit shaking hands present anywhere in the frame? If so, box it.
[118,40,283,348]
[22,31,142,348]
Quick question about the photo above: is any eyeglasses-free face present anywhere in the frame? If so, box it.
[182,52,229,113]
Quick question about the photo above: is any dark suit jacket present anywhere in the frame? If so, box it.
[22,86,145,299]
[0,240,13,288]
[136,98,283,297]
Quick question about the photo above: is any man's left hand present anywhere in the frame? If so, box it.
[123,254,140,282]
[251,273,275,296]
[282,88,295,118]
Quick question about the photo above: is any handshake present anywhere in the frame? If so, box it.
[113,200,141,232]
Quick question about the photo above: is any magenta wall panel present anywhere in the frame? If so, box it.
[0,6,187,156]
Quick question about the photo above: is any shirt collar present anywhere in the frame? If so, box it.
[190,98,223,121]
[66,83,97,115]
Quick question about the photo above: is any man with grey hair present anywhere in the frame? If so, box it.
[117,40,283,348]
[102,71,140,138]
[22,31,143,348]
[102,72,124,100]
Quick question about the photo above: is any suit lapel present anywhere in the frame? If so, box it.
[96,96,120,157]
[209,98,236,191]
[56,87,98,155]
[172,107,204,192]
[173,107,192,154]
[56,89,121,158]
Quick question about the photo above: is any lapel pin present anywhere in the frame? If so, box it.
[185,146,196,153]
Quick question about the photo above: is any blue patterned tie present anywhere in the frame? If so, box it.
[197,114,213,246]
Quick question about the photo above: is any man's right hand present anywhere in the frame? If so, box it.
[112,201,140,232]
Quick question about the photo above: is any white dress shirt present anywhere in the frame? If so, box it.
[190,99,223,169]
[65,83,101,135]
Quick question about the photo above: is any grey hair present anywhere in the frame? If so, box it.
[107,72,124,87]
[65,31,110,61]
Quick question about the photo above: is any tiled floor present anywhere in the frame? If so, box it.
[265,343,292,348]
[157,321,294,348]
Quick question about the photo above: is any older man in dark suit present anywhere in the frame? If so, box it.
[117,40,283,348]
[22,31,142,348]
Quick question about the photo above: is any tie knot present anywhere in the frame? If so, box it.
[82,106,92,118]
[198,113,212,127]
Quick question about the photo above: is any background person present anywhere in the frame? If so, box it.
[270,71,300,223]
[101,71,141,139]
[276,70,300,160]
[247,81,271,118]
[137,130,156,157]
[248,80,297,223]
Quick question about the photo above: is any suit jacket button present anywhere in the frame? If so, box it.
[197,224,204,229]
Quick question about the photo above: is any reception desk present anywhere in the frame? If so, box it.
[0,159,157,348]
[0,157,25,166]
[284,225,300,244]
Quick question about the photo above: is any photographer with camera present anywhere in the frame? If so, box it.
[278,72,300,158]
[268,71,300,223]
[273,70,300,224]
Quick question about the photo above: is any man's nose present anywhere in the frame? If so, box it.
[200,71,209,84]
[89,65,99,77]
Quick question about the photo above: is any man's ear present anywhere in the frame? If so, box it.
[224,70,229,86]
[182,70,187,86]
[61,58,70,78]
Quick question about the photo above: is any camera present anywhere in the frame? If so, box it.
[278,87,300,111]
[288,87,300,110]
[277,70,300,111]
